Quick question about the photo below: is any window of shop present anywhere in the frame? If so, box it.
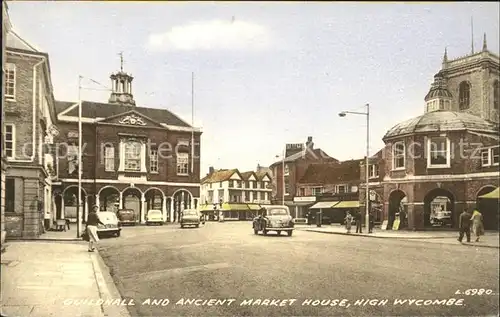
[427,136,450,168]
[392,142,405,170]
[369,164,379,178]
[104,144,115,171]
[149,148,158,173]
[336,185,347,194]
[285,183,290,195]
[124,140,141,171]
[481,146,500,166]
[5,178,15,213]
[228,180,234,188]
[312,187,323,195]
[299,188,305,196]
[176,153,189,175]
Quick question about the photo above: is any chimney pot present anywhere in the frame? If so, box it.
[209,166,214,174]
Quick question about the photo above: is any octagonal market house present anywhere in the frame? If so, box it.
[380,76,499,230]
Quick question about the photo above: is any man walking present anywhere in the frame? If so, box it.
[458,208,472,243]
[355,211,362,233]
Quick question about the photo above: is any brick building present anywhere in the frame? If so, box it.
[52,66,202,224]
[368,42,499,231]
[1,2,13,246]
[269,136,338,216]
[295,160,363,222]
[3,29,59,238]
[199,167,272,220]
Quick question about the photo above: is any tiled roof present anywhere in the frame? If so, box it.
[255,170,271,181]
[202,169,238,184]
[384,111,499,140]
[240,171,257,181]
[56,100,191,128]
[298,160,362,185]
[270,148,337,167]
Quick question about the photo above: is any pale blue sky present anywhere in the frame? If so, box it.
[7,1,500,174]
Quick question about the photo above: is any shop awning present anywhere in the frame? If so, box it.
[310,201,337,209]
[478,188,499,199]
[331,201,360,209]
[221,203,251,211]
[199,204,215,212]
[247,204,262,210]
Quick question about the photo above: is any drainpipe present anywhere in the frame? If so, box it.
[13,58,45,162]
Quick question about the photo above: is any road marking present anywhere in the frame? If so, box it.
[120,262,231,281]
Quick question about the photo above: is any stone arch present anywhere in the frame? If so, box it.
[99,186,120,212]
[62,186,88,221]
[171,189,194,222]
[122,187,143,222]
[98,185,121,196]
[423,188,455,228]
[62,185,88,196]
[144,187,165,212]
[388,189,407,229]
[476,186,498,230]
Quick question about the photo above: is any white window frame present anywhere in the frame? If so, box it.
[368,164,379,178]
[150,148,158,173]
[104,145,115,172]
[336,185,347,194]
[4,124,15,159]
[481,146,500,167]
[427,136,451,168]
[5,63,16,100]
[284,164,290,176]
[124,140,142,172]
[312,187,323,196]
[176,152,189,176]
[392,142,405,170]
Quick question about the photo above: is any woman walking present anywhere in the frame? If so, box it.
[470,208,484,242]
[345,211,353,233]
[86,205,105,252]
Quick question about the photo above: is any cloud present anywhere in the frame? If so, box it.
[147,19,270,51]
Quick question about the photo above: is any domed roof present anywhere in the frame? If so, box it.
[383,111,499,140]
[424,73,452,101]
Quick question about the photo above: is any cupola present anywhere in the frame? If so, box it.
[424,71,452,113]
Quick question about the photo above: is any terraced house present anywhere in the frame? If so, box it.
[200,167,272,220]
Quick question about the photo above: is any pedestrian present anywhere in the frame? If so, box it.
[369,210,375,233]
[470,208,484,242]
[344,211,353,233]
[457,208,472,243]
[355,211,362,233]
[85,205,105,252]
[65,218,71,230]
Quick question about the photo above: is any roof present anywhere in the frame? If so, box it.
[383,111,499,140]
[270,148,337,167]
[202,169,239,184]
[255,170,271,181]
[298,160,362,185]
[424,74,452,101]
[240,171,257,180]
[6,30,40,52]
[56,100,191,128]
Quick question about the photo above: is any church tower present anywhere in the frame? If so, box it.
[437,33,499,123]
[108,52,136,106]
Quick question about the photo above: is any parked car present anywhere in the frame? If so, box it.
[253,206,294,236]
[146,210,164,225]
[97,211,121,237]
[430,210,452,227]
[117,209,136,226]
[180,209,201,228]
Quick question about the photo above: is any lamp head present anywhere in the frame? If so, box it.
[338,112,347,117]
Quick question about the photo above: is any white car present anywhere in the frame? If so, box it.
[146,209,164,225]
[97,212,121,237]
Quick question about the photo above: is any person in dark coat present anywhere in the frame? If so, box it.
[355,211,362,233]
[368,210,375,233]
[458,208,472,243]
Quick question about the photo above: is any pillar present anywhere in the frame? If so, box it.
[95,194,100,209]
[162,196,167,222]
[295,205,298,219]
[119,191,123,209]
[181,192,185,212]
[84,198,88,222]
[61,196,65,219]
[141,193,146,223]
[169,198,174,222]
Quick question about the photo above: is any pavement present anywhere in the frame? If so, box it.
[295,224,500,248]
[0,241,130,317]
[96,221,499,317]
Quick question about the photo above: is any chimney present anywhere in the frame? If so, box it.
[209,166,214,174]
[306,136,314,149]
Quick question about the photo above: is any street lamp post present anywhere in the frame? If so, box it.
[339,103,370,232]
[275,149,286,206]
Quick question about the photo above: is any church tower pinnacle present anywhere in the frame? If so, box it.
[108,52,136,106]
[482,33,488,52]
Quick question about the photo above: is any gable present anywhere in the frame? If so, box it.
[230,172,242,180]
[248,174,256,181]
[261,175,271,182]
[100,111,164,128]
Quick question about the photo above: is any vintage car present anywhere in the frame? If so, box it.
[253,206,294,236]
[180,209,201,228]
[146,209,164,225]
[116,209,136,226]
[97,212,121,237]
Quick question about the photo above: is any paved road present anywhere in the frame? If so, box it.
[98,222,499,317]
